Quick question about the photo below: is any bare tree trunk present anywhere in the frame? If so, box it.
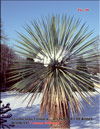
[48,101,70,129]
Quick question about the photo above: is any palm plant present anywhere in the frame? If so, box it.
[8,15,100,129]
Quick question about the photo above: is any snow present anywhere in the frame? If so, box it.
[34,48,67,67]
[1,88,100,129]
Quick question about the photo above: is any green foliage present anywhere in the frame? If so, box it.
[75,56,95,91]
[8,15,100,117]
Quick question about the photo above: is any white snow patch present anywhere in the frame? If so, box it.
[34,48,67,66]
[1,88,100,129]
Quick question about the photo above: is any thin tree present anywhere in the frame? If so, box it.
[8,15,100,129]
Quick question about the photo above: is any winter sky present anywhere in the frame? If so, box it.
[1,1,99,49]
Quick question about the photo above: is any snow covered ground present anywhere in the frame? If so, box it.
[1,88,100,129]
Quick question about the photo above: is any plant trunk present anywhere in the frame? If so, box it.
[48,101,70,129]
